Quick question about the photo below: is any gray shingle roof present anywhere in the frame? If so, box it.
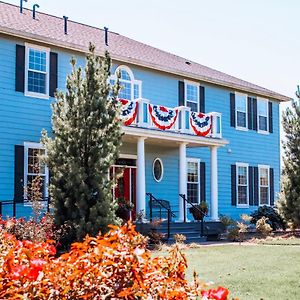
[0,1,291,102]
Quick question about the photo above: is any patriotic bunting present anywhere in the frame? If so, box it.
[119,99,138,126]
[190,112,212,137]
[148,104,178,130]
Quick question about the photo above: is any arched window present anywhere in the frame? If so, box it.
[112,66,142,101]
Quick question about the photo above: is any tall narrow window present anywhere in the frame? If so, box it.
[113,66,142,101]
[259,166,270,205]
[187,159,200,204]
[257,98,269,133]
[236,163,248,206]
[24,143,49,200]
[185,82,199,112]
[25,44,50,98]
[235,93,247,129]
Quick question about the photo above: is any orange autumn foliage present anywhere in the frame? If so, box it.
[0,222,231,299]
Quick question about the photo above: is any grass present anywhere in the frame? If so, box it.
[155,243,300,300]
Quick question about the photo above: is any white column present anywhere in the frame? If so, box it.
[178,142,187,222]
[210,146,219,220]
[136,137,146,218]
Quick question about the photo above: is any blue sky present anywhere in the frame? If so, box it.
[5,0,298,104]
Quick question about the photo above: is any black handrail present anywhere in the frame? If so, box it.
[0,197,51,217]
[146,193,175,240]
[179,193,205,237]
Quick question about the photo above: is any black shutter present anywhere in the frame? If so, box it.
[230,93,235,127]
[270,168,274,206]
[14,145,24,203]
[15,44,25,92]
[248,97,253,130]
[248,166,254,205]
[231,165,237,206]
[253,167,259,205]
[268,102,273,133]
[200,162,206,202]
[253,98,258,131]
[178,81,185,106]
[49,52,58,97]
[199,86,205,113]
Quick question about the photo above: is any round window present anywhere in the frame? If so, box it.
[153,158,163,182]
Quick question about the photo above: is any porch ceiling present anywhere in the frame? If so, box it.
[122,126,229,148]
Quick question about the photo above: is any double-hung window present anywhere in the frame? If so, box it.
[259,165,270,205]
[185,81,199,112]
[112,66,142,101]
[257,98,269,133]
[187,159,200,204]
[235,93,247,130]
[25,43,50,98]
[24,142,49,200]
[236,163,248,206]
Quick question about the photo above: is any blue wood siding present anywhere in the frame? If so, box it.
[0,35,281,220]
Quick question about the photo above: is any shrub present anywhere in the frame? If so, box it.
[256,217,273,236]
[174,233,187,244]
[250,205,286,230]
[0,214,69,245]
[219,215,235,230]
[0,222,232,299]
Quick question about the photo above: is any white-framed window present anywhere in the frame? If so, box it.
[152,158,164,182]
[24,43,50,99]
[184,81,199,112]
[187,158,200,204]
[111,65,142,101]
[235,92,248,130]
[236,163,249,207]
[24,142,49,200]
[257,98,269,133]
[258,165,270,205]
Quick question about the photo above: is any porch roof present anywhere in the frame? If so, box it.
[122,126,229,148]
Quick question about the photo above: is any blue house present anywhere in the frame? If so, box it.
[0,1,291,223]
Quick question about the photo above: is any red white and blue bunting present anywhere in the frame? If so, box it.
[119,99,138,126]
[190,112,212,137]
[148,104,178,130]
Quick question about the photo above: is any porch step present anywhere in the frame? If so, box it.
[135,221,225,244]
[157,221,225,243]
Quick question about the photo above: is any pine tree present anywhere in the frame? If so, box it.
[280,88,300,228]
[42,44,122,241]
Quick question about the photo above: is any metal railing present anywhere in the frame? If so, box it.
[179,193,205,237]
[146,193,175,240]
[0,197,51,217]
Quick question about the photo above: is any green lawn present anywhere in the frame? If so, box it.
[155,244,300,300]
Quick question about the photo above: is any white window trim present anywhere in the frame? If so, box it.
[152,157,164,182]
[111,65,142,100]
[235,92,248,131]
[187,157,201,205]
[257,97,269,135]
[23,142,49,201]
[236,162,249,208]
[184,80,199,112]
[258,164,270,206]
[24,43,50,100]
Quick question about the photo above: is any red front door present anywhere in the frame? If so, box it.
[112,165,137,220]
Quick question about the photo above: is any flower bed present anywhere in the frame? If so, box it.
[0,220,232,299]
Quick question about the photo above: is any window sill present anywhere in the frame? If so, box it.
[257,130,270,135]
[25,91,50,100]
[237,204,249,208]
[236,126,248,132]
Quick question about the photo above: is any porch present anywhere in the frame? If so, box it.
[118,97,229,224]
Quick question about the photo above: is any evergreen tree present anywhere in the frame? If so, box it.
[280,88,300,228]
[42,44,122,241]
